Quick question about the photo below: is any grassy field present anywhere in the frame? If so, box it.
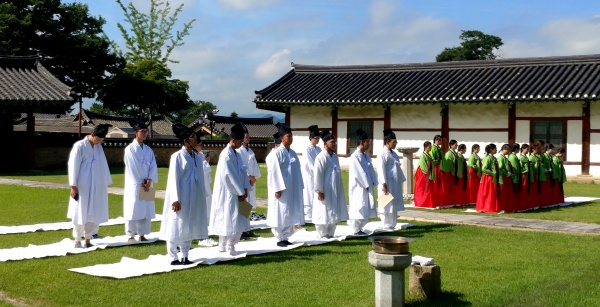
[1,183,600,306]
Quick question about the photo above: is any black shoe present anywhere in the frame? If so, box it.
[259,214,267,220]
[170,260,182,265]
[354,230,368,236]
[282,240,293,245]
[181,258,194,265]
[277,241,287,247]
[243,231,259,238]
[92,234,102,239]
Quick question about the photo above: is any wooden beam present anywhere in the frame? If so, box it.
[582,101,591,175]
[508,103,516,144]
[441,104,449,152]
[26,111,35,168]
[384,105,391,130]
[331,107,338,137]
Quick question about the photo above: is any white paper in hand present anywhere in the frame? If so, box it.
[377,193,394,208]
[139,188,156,201]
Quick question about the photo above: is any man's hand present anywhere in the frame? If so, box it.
[143,179,152,192]
[275,191,282,199]
[249,176,256,187]
[70,186,79,198]
[318,192,325,201]
[171,201,181,212]
[239,193,248,202]
[382,183,388,195]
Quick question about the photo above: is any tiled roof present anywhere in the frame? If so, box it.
[80,109,176,138]
[195,115,277,139]
[254,54,600,110]
[0,55,74,109]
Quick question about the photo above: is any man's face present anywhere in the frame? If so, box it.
[243,133,250,144]
[135,129,148,141]
[310,136,320,145]
[326,138,337,152]
[281,133,293,147]
[362,139,371,151]
[90,135,104,145]
[186,133,199,149]
[232,139,243,149]
[386,139,397,149]
[194,139,203,152]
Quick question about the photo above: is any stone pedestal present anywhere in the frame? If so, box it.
[396,147,420,195]
[408,264,441,299]
[368,251,413,307]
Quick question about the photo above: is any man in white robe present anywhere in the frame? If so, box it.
[312,130,348,238]
[159,123,208,265]
[348,128,378,235]
[123,119,158,243]
[237,130,262,239]
[377,129,406,229]
[195,142,216,247]
[68,124,113,248]
[301,125,321,221]
[209,122,251,256]
[267,125,304,247]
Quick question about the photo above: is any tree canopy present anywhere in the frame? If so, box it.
[436,30,503,62]
[0,0,125,99]
[171,100,219,125]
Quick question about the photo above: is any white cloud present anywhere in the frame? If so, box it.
[255,49,292,79]
[217,0,279,11]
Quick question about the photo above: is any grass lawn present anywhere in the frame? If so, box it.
[408,183,600,224]
[1,184,600,306]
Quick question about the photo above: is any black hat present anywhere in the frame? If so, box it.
[308,125,320,138]
[230,122,246,140]
[320,129,334,142]
[128,119,148,131]
[356,128,368,141]
[383,128,396,141]
[276,122,292,136]
[272,132,282,144]
[172,123,195,142]
[92,124,112,138]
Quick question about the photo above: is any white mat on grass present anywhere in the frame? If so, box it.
[0,221,271,262]
[68,222,414,279]
[463,196,600,213]
[0,216,270,235]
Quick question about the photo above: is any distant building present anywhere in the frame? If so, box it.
[193,115,278,140]
[255,54,600,177]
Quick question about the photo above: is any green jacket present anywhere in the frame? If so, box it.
[482,155,503,185]
[529,154,547,181]
[441,150,457,174]
[418,152,436,181]
[430,145,442,166]
[457,153,469,179]
[552,156,567,183]
[468,153,482,178]
[508,153,522,185]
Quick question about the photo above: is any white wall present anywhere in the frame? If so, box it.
[591,133,600,163]
[338,106,385,119]
[566,120,582,162]
[591,102,600,129]
[516,102,582,117]
[450,104,508,128]
[515,120,530,144]
[391,105,440,128]
[336,120,347,155]
[290,106,331,129]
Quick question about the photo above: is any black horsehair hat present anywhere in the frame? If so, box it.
[356,128,368,141]
[172,123,195,142]
[320,129,334,142]
[92,124,112,138]
[308,125,319,138]
[383,128,396,141]
[128,119,148,131]
[272,132,282,144]
[230,122,246,140]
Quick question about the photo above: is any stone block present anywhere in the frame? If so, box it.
[408,264,441,299]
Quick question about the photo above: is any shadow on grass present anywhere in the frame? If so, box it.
[227,248,334,266]
[407,290,471,306]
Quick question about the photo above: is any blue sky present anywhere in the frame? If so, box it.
[66,0,600,117]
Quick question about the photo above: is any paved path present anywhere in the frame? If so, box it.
[1,178,598,235]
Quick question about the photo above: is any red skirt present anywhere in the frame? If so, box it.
[498,178,516,213]
[540,179,552,207]
[414,167,435,208]
[467,169,480,204]
[431,165,443,206]
[455,178,469,205]
[520,174,532,211]
[476,175,500,213]
[549,178,564,205]
[440,171,457,206]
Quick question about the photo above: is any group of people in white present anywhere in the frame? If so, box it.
[67,120,407,265]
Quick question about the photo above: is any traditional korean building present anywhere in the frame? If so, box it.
[254,54,600,177]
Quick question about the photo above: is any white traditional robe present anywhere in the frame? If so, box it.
[302,145,321,217]
[236,145,261,208]
[209,144,251,237]
[159,148,208,243]
[348,148,378,220]
[377,147,406,214]
[311,150,348,225]
[202,158,212,223]
[266,146,305,228]
[67,137,112,225]
[123,140,158,221]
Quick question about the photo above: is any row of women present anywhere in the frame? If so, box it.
[414,136,567,213]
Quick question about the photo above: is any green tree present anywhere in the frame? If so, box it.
[436,30,503,62]
[98,0,196,134]
[230,112,239,118]
[0,0,125,99]
[171,100,219,125]
[89,102,118,116]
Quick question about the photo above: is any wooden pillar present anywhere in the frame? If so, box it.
[582,101,590,175]
[331,106,338,137]
[441,104,449,152]
[384,105,391,130]
[285,107,291,125]
[26,110,35,168]
[508,103,516,144]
